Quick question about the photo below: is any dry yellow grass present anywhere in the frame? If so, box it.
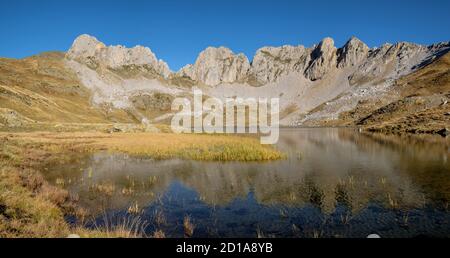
[0,135,148,238]
[0,130,284,238]
[0,166,69,238]
[361,52,450,134]
[0,53,136,124]
[102,133,285,161]
[4,132,285,161]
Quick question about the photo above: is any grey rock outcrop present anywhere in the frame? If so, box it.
[66,34,171,78]
[304,37,338,81]
[251,45,311,84]
[66,34,449,88]
[62,34,450,129]
[337,36,369,68]
[349,42,429,84]
[177,47,251,86]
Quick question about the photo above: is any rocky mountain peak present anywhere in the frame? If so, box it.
[251,45,311,84]
[66,34,106,62]
[66,34,171,78]
[337,36,369,68]
[178,46,251,86]
[66,34,450,88]
[304,37,338,81]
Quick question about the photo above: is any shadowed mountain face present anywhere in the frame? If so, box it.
[0,35,449,131]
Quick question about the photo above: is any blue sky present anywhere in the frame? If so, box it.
[1,0,449,70]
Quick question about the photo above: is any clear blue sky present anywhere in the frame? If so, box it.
[1,0,449,70]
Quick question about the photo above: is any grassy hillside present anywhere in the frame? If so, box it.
[330,52,450,134]
[0,52,135,125]
[1,51,448,135]
[359,52,450,134]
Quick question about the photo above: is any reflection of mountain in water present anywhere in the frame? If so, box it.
[46,129,450,216]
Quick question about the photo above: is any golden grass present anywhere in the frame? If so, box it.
[0,166,145,238]
[4,131,285,162]
[0,166,69,238]
[0,130,284,237]
[0,53,137,124]
[0,136,130,238]
[103,133,285,161]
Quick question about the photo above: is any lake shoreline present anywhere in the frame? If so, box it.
[0,131,284,237]
[1,128,449,238]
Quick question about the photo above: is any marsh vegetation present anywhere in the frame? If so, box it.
[1,128,449,238]
[0,130,283,237]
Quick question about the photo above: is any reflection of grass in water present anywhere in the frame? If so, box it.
[0,131,284,236]
[121,187,135,196]
[387,193,398,209]
[279,208,289,219]
[153,209,166,226]
[55,178,66,186]
[3,131,443,237]
[0,157,146,237]
[256,227,266,238]
[335,182,351,208]
[89,182,116,196]
[0,165,70,237]
[148,175,157,185]
[127,201,141,215]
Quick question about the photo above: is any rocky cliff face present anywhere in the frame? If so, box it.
[251,45,311,84]
[176,36,442,86]
[178,37,341,85]
[61,34,450,127]
[304,37,338,81]
[176,47,250,86]
[1,34,448,129]
[337,37,369,68]
[66,34,448,88]
[348,42,429,85]
[66,34,171,78]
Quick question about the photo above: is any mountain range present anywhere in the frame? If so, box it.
[1,34,449,134]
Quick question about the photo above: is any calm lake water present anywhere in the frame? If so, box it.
[45,128,450,238]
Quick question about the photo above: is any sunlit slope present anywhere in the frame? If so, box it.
[358,52,450,134]
[0,52,135,125]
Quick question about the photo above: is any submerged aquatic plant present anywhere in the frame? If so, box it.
[183,215,195,238]
[55,178,65,186]
[127,201,141,215]
[387,193,398,209]
[256,227,266,238]
[87,167,93,179]
[153,209,166,226]
[89,182,116,196]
